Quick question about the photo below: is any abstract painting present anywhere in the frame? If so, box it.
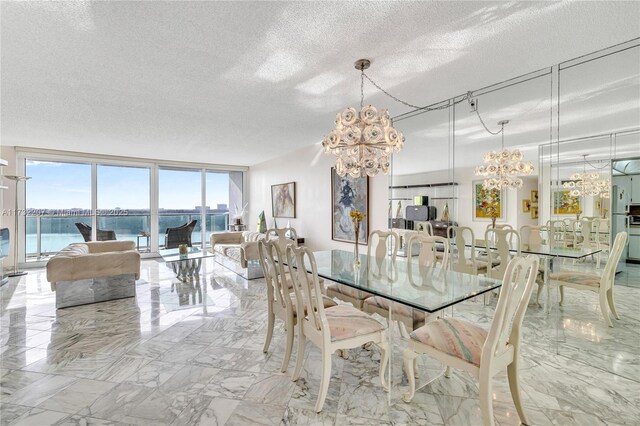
[553,190,581,215]
[271,182,296,218]
[331,168,368,244]
[473,181,505,221]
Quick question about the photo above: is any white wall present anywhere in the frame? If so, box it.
[248,144,388,251]
[1,146,18,268]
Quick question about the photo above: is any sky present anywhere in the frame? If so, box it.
[25,161,232,210]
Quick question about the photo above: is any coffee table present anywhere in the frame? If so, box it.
[159,247,215,282]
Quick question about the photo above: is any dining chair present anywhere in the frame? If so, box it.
[550,231,627,327]
[362,234,449,334]
[257,239,337,373]
[447,226,482,275]
[546,220,566,248]
[403,255,540,426]
[266,227,298,253]
[485,228,521,281]
[575,218,599,264]
[519,225,546,304]
[596,218,610,268]
[325,229,399,309]
[286,245,389,413]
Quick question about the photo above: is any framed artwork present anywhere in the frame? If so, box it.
[531,190,539,204]
[271,182,296,218]
[522,199,531,213]
[553,190,581,215]
[473,181,505,221]
[331,168,369,244]
[530,206,539,219]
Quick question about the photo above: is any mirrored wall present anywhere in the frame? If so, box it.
[388,38,640,376]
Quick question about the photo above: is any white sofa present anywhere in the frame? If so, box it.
[47,241,141,308]
[210,231,266,279]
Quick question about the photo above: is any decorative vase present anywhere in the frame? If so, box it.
[442,202,450,222]
[178,244,188,255]
[353,226,361,267]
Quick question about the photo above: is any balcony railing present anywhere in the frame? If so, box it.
[26,213,230,259]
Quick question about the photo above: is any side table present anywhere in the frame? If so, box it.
[137,234,150,252]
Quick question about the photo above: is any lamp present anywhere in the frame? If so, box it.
[563,155,610,198]
[322,59,404,178]
[5,175,31,277]
[474,120,534,190]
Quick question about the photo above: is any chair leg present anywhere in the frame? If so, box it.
[378,338,390,392]
[281,317,295,373]
[291,327,305,381]
[507,360,529,426]
[315,347,333,413]
[263,312,275,353]
[607,288,620,320]
[402,348,419,403]
[479,369,495,426]
[535,283,543,306]
[599,291,613,327]
[559,285,564,306]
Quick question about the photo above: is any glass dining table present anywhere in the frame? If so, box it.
[303,249,503,404]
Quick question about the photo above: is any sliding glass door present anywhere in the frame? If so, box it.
[25,160,92,258]
[97,165,151,249]
[158,168,202,249]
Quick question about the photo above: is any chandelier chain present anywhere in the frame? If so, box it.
[474,108,504,136]
[362,72,465,112]
[360,69,365,109]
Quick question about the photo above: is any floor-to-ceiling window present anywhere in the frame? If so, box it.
[97,164,151,250]
[158,167,204,248]
[25,160,92,257]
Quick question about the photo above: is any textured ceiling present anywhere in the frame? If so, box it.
[1,1,639,167]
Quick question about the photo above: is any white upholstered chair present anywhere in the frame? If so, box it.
[325,230,399,309]
[403,255,540,426]
[286,245,389,413]
[551,231,628,327]
[257,240,336,373]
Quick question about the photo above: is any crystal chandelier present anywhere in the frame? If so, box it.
[563,155,610,198]
[474,120,534,190]
[322,59,404,178]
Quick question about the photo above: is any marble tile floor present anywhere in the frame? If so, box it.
[0,258,638,426]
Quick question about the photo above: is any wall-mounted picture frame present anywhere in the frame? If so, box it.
[522,199,531,213]
[271,182,296,218]
[553,190,581,215]
[531,190,539,204]
[331,168,368,244]
[530,205,539,219]
[473,181,506,221]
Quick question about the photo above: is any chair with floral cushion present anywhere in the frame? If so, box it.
[257,240,337,373]
[286,245,389,413]
[403,255,540,426]
[551,231,627,327]
[325,230,399,309]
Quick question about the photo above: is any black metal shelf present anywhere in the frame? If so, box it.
[389,182,458,189]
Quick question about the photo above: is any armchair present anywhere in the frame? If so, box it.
[75,222,117,242]
[164,220,197,249]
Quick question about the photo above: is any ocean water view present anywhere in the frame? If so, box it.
[25,213,229,256]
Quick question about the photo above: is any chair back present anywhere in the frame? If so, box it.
[165,220,198,249]
[482,255,539,363]
[257,240,292,314]
[417,221,434,236]
[75,222,92,242]
[407,234,450,270]
[266,227,298,254]
[367,230,399,262]
[601,232,628,291]
[579,218,594,248]
[519,225,543,251]
[485,228,521,280]
[447,226,477,274]
[546,220,565,247]
[286,246,328,339]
